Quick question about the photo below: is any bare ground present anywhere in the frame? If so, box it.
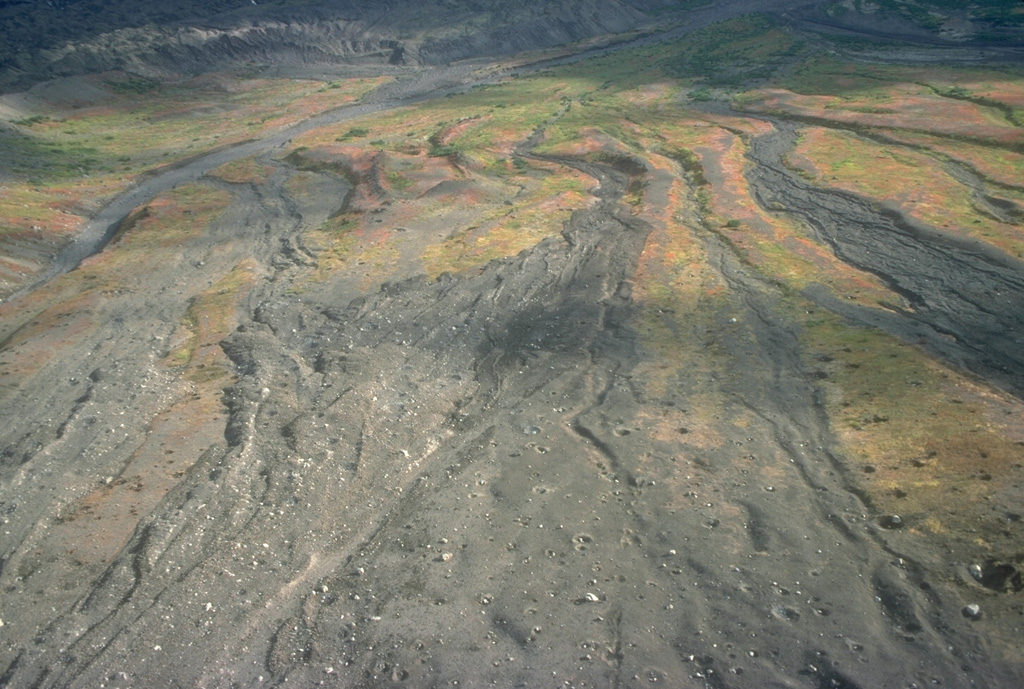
[1,3,1023,688]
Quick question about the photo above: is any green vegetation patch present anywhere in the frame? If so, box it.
[789,127,1024,258]
[661,14,807,87]
[104,75,160,95]
[168,260,258,380]
[804,309,1024,532]
[208,157,275,185]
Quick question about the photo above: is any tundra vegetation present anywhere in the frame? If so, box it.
[1,1,1023,685]
[5,1,1018,584]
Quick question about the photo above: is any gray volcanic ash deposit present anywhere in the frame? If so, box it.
[2,2,1024,688]
[0,0,676,93]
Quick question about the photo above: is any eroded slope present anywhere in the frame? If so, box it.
[1,4,1024,688]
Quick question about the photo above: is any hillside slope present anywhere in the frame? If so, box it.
[5,0,1023,94]
[0,0,680,93]
[1,1,1023,687]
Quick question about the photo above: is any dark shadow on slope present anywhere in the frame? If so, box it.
[740,119,1024,399]
[0,0,680,93]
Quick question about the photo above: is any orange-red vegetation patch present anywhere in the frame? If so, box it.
[695,128,763,225]
[789,127,1024,258]
[0,184,105,238]
[1,73,386,295]
[209,157,275,185]
[872,129,1024,190]
[630,197,731,426]
[419,157,592,278]
[291,144,390,210]
[291,138,596,282]
[818,327,1024,534]
[633,189,707,313]
[742,86,1022,146]
[0,253,39,283]
[0,289,102,398]
[537,127,612,158]
[55,358,228,568]
[638,153,683,232]
[58,302,241,568]
[620,82,678,107]
[433,116,488,147]
[692,111,773,139]
[111,185,230,253]
[167,259,259,377]
[952,78,1024,110]
[652,121,898,306]
[408,156,470,194]
[0,184,230,388]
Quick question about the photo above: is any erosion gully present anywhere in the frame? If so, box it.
[4,108,1022,689]
[3,6,1024,689]
[8,0,819,302]
[740,114,1024,399]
